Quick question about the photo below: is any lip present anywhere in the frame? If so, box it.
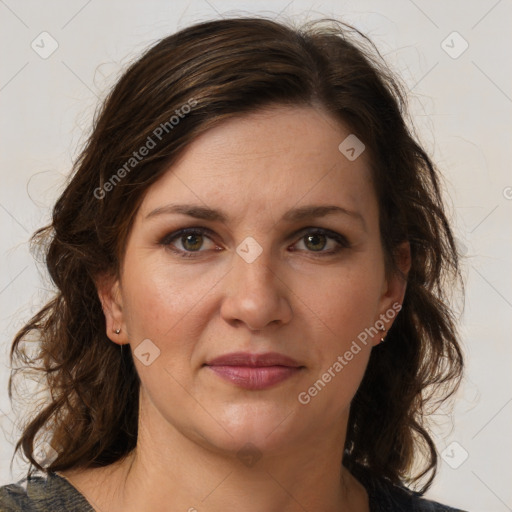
[206,351,302,368]
[204,352,304,390]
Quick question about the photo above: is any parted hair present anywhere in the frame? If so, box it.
[9,16,463,492]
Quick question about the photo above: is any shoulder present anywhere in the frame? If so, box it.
[351,464,468,512]
[0,472,94,512]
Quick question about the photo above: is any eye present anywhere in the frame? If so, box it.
[159,227,220,258]
[291,228,350,256]
[159,226,350,259]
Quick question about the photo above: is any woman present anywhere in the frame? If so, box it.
[0,16,466,511]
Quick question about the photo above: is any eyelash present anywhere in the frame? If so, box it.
[159,226,351,259]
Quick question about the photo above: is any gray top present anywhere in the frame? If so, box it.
[0,472,94,511]
[0,468,467,511]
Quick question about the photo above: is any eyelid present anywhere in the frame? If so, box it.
[290,226,349,243]
[159,226,217,246]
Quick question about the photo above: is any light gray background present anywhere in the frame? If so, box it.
[1,1,511,511]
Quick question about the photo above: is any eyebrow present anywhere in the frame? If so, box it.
[145,203,366,229]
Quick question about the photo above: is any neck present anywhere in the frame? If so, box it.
[60,391,369,512]
[112,399,367,511]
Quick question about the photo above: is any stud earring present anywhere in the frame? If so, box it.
[379,325,386,344]
[113,328,121,335]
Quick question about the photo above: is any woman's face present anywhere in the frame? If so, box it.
[100,106,408,458]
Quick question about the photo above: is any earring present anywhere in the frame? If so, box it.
[113,328,121,335]
[379,325,386,344]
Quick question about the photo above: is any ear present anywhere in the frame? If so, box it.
[95,273,129,346]
[372,241,411,346]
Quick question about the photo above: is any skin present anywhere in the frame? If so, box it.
[58,105,410,512]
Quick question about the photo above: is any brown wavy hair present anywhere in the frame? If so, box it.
[8,16,463,492]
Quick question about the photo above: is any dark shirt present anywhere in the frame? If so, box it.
[0,469,467,511]
[354,466,467,511]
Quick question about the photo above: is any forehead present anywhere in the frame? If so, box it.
[139,106,377,226]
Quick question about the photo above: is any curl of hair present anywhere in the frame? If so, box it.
[9,17,463,492]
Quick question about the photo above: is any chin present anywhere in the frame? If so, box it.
[193,401,303,458]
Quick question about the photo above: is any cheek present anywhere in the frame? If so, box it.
[120,255,222,349]
[296,274,377,414]
[295,261,384,343]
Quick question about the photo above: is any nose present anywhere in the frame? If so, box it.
[220,246,293,331]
